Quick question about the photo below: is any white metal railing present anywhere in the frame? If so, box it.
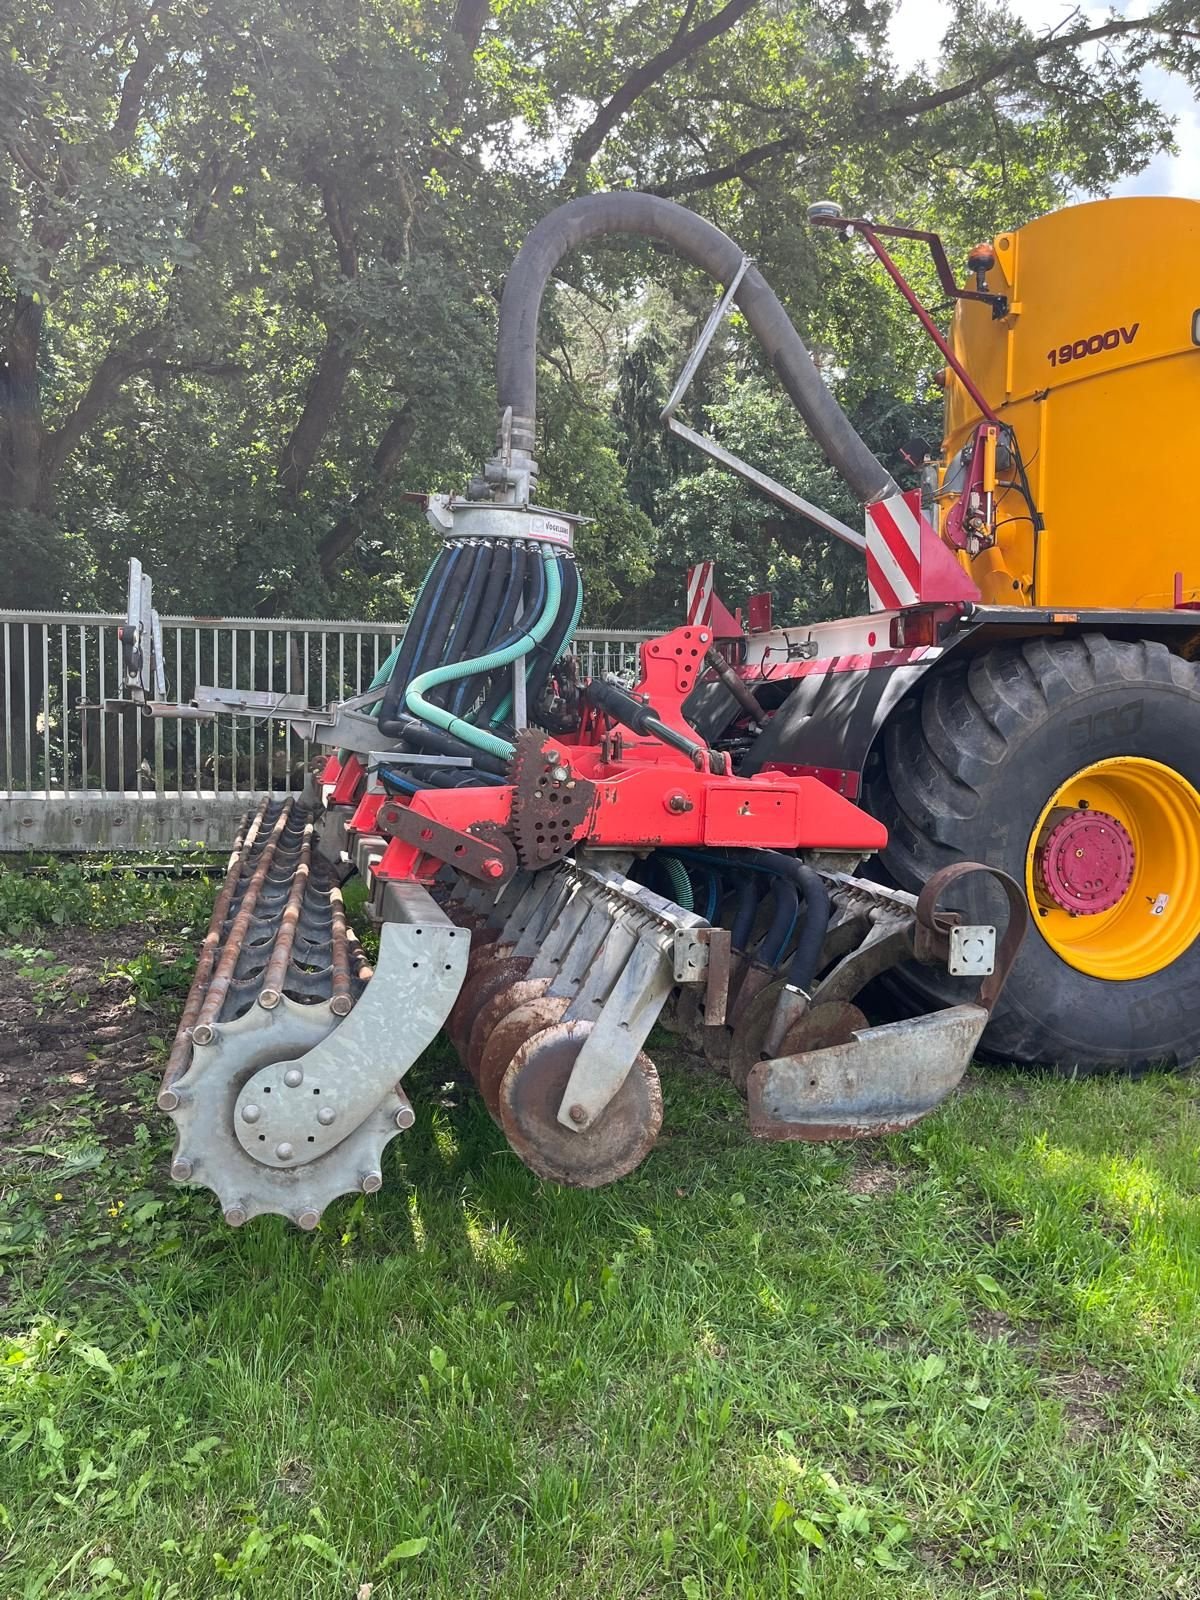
[0,610,654,805]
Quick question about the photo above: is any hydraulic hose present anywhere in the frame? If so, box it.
[738,849,831,997]
[405,548,564,761]
[659,855,694,912]
[524,556,581,712]
[756,878,800,970]
[411,539,474,684]
[374,710,508,774]
[480,549,547,729]
[495,192,895,506]
[430,540,495,706]
[730,875,761,954]
[450,541,515,713]
[377,543,463,730]
[490,553,582,727]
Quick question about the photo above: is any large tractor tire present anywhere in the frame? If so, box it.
[868,633,1200,1071]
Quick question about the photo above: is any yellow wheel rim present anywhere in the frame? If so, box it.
[1025,756,1200,981]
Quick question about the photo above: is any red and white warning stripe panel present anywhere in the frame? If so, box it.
[686,562,714,626]
[865,492,922,612]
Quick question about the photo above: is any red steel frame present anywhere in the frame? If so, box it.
[321,625,886,888]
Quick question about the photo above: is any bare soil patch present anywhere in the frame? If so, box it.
[1041,1361,1127,1440]
[0,926,174,1144]
[846,1159,911,1196]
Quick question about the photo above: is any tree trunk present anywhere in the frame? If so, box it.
[316,402,416,581]
[276,333,356,500]
[1,293,45,511]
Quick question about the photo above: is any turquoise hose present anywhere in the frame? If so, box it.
[369,640,401,697]
[660,855,694,912]
[488,557,584,728]
[405,549,563,762]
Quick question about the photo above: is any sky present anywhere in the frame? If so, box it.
[886,0,1199,199]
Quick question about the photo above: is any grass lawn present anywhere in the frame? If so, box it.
[0,861,1198,1599]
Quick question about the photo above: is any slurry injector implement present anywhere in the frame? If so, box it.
[126,193,1032,1228]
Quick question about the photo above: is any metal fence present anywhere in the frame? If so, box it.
[0,610,652,851]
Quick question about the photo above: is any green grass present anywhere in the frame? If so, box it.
[1,865,1199,1599]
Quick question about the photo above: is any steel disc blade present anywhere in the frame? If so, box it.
[729,982,868,1096]
[466,974,553,1081]
[447,951,529,1058]
[498,1020,662,1188]
[477,994,568,1119]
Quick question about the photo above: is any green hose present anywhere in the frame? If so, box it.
[661,855,694,912]
[488,559,585,728]
[369,640,402,698]
[405,549,563,762]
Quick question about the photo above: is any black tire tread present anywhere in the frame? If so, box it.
[871,633,1200,1071]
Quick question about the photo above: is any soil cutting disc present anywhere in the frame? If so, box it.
[498,1019,662,1186]
[727,979,867,1095]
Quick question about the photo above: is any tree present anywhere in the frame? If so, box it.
[1,0,1196,616]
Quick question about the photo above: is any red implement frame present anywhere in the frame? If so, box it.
[336,626,884,888]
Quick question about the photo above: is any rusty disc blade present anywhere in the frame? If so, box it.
[699,954,754,1071]
[728,981,867,1095]
[447,951,529,1060]
[701,1020,735,1072]
[498,1019,662,1188]
[466,974,553,1082]
[477,993,569,1119]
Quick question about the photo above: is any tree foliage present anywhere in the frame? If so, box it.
[1,0,1196,617]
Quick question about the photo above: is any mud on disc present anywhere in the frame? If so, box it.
[498,1019,662,1188]
[477,991,567,1119]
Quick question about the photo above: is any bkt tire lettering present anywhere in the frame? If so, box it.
[1067,701,1143,751]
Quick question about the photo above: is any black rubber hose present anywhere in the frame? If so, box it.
[430,766,506,788]
[477,549,548,729]
[409,540,475,686]
[377,543,455,730]
[485,540,529,651]
[495,192,894,505]
[429,540,495,705]
[741,849,831,994]
[524,555,580,712]
[374,711,508,776]
[757,878,800,970]
[730,875,761,954]
[450,541,514,713]
[451,541,527,716]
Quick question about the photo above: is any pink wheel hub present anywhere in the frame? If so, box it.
[1036,808,1134,915]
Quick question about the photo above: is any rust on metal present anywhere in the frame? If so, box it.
[509,729,596,868]
[914,861,1028,1010]
[192,797,296,1042]
[377,801,517,883]
[498,1019,662,1187]
[477,993,569,1118]
[159,796,270,1108]
[466,973,551,1080]
[745,1004,988,1141]
[447,950,529,1053]
[258,813,314,1009]
[329,883,354,1015]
